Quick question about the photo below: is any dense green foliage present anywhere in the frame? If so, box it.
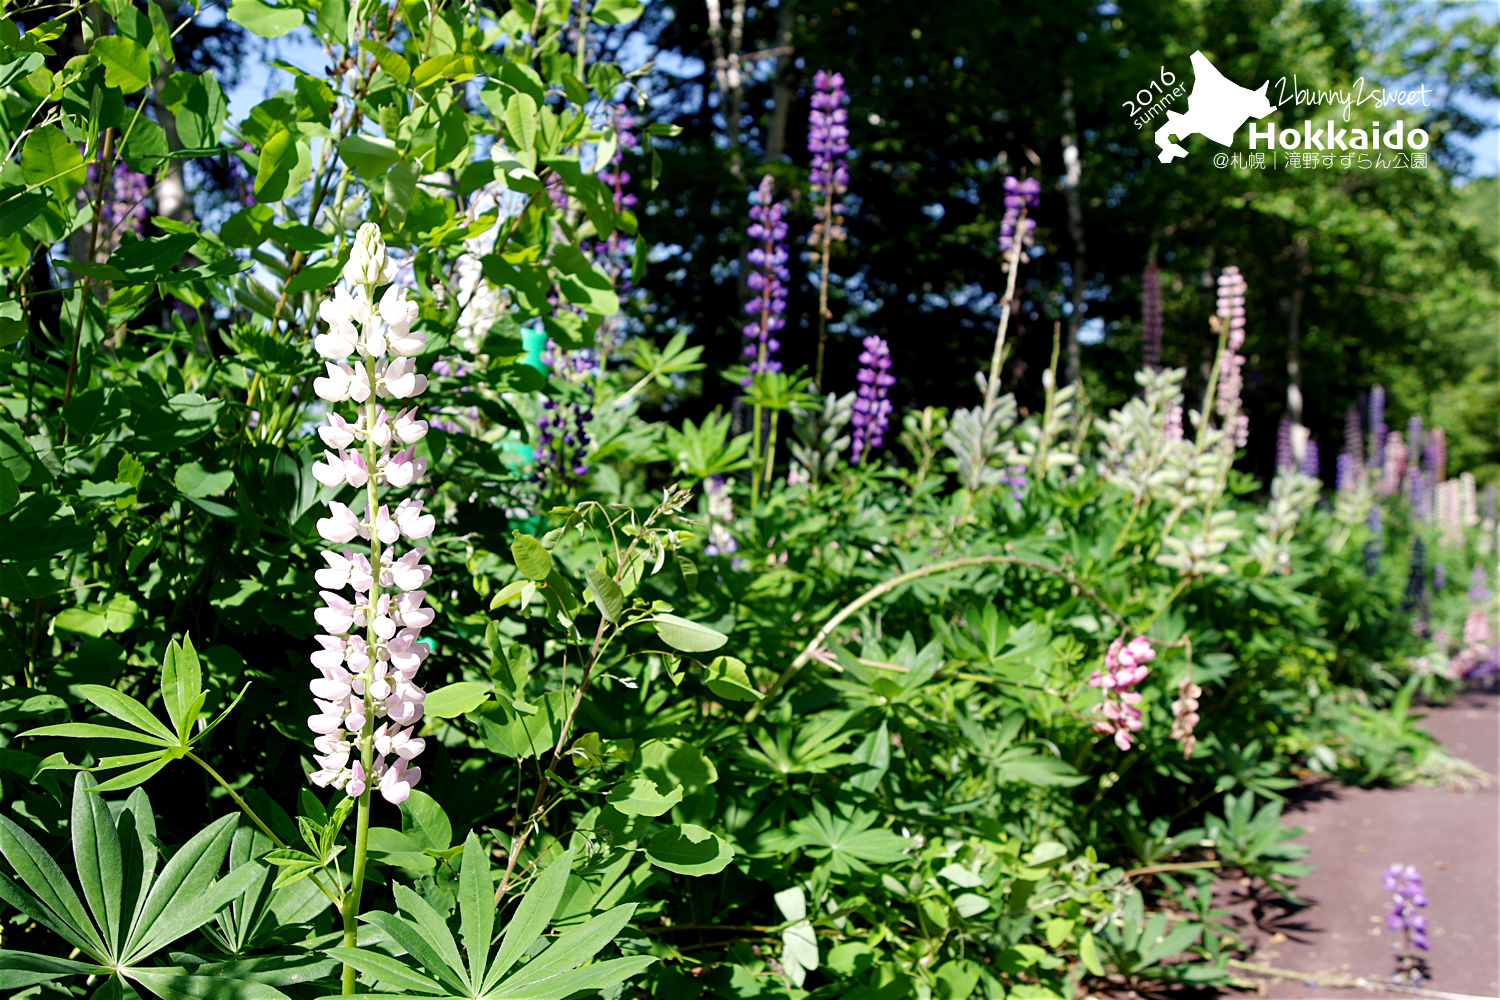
[0,0,1494,999]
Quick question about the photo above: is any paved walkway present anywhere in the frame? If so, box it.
[1237,687,1500,999]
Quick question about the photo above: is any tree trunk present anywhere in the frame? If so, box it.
[1060,78,1086,385]
[765,0,797,163]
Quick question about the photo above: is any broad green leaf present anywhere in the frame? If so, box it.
[476,690,565,761]
[384,160,419,223]
[107,232,198,280]
[127,969,295,999]
[510,533,552,581]
[458,833,494,990]
[0,466,17,515]
[0,950,104,989]
[254,129,311,202]
[359,40,410,85]
[399,790,452,851]
[652,614,727,653]
[605,775,682,817]
[591,0,644,24]
[339,134,401,179]
[160,72,227,150]
[483,848,574,993]
[227,0,305,37]
[638,739,717,795]
[174,463,233,498]
[504,93,538,152]
[160,636,203,739]
[20,127,86,198]
[583,568,623,623]
[71,773,123,955]
[644,824,733,876]
[1079,930,1106,976]
[703,656,757,701]
[94,36,151,92]
[423,681,492,719]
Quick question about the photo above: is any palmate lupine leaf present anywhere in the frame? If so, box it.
[20,636,249,793]
[332,835,655,999]
[0,772,280,996]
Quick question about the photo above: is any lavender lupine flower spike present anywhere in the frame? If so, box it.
[1300,438,1320,481]
[1369,385,1387,472]
[1384,863,1430,967]
[744,176,789,382]
[309,223,431,807]
[999,176,1040,253]
[1142,260,1163,371]
[808,70,850,247]
[850,336,894,464]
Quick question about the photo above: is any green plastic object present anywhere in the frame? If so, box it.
[521,328,549,375]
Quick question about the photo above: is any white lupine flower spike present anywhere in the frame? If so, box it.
[307,223,431,806]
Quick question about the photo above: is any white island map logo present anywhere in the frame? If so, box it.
[1154,51,1273,163]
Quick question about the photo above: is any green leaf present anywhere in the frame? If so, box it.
[399,790,452,852]
[359,40,411,85]
[592,0,644,24]
[703,656,757,701]
[94,36,151,92]
[482,848,574,993]
[0,951,103,991]
[0,814,107,956]
[227,0,305,37]
[1079,930,1105,976]
[123,812,242,961]
[583,568,623,623]
[605,775,682,817]
[160,636,203,740]
[18,723,171,747]
[160,72,228,150]
[71,772,124,955]
[458,833,494,990]
[0,466,17,515]
[362,905,468,994]
[21,127,86,198]
[510,533,552,581]
[504,93,538,152]
[254,129,312,202]
[0,186,49,239]
[339,134,401,179]
[107,232,198,281]
[638,739,718,795]
[325,948,445,994]
[76,684,179,744]
[384,160,419,224]
[498,956,656,1000]
[643,824,733,876]
[174,462,233,498]
[499,906,641,992]
[652,614,727,653]
[422,681,492,719]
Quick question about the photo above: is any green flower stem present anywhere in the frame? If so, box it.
[813,189,835,392]
[187,751,342,907]
[744,554,1127,723]
[762,409,780,488]
[341,788,373,994]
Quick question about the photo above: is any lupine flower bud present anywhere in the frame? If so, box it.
[1214,266,1248,447]
[743,175,789,382]
[1142,260,1163,371]
[345,222,397,287]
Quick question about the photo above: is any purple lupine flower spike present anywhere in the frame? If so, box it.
[534,340,595,478]
[1300,439,1320,481]
[1142,260,1163,371]
[1368,385,1386,472]
[808,69,850,247]
[1275,417,1295,471]
[1384,863,1430,963]
[743,175,789,383]
[999,175,1040,254]
[850,336,895,464]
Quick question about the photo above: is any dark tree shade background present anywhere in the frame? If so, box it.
[615,0,1498,482]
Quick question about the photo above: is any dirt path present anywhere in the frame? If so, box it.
[1232,687,1499,999]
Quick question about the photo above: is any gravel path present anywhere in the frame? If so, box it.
[1235,687,1500,999]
